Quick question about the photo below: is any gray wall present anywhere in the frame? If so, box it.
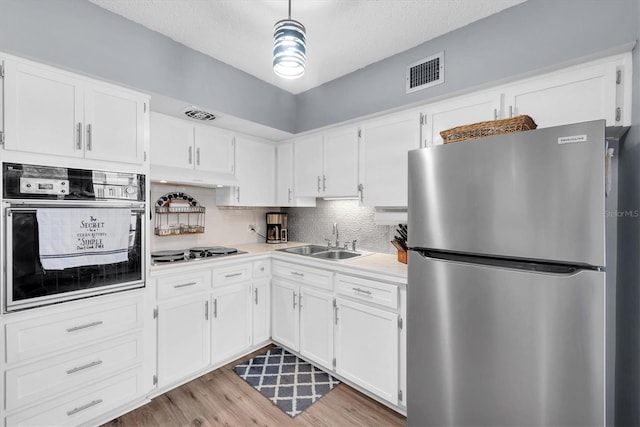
[295,0,639,132]
[615,0,640,425]
[284,199,397,255]
[0,0,297,133]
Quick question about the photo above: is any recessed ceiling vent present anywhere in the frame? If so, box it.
[406,51,444,93]
[184,107,216,121]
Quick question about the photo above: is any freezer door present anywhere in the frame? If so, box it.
[407,252,605,427]
[408,120,606,267]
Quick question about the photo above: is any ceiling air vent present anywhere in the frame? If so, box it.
[406,51,444,93]
[184,107,216,121]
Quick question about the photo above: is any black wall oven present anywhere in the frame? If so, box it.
[3,163,146,312]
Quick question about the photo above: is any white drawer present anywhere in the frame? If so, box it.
[253,259,271,278]
[212,263,252,287]
[5,367,144,427]
[156,268,211,300]
[273,261,333,291]
[6,332,143,411]
[6,295,144,364]
[335,274,398,309]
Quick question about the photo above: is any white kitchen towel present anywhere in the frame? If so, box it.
[37,208,131,270]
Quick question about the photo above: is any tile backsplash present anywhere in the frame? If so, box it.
[284,199,396,254]
[150,184,276,251]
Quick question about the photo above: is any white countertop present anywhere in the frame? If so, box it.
[151,241,408,282]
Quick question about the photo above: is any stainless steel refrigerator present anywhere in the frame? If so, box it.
[407,120,614,426]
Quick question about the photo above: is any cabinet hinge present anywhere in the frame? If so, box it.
[153,307,158,319]
[398,315,403,330]
[615,107,621,122]
[398,390,403,402]
[153,374,158,386]
[332,357,336,368]
[616,69,622,85]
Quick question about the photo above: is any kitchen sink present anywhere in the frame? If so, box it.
[279,245,328,255]
[311,250,361,260]
[277,245,367,261]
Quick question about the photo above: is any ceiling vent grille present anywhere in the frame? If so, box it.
[406,52,444,93]
[184,108,216,121]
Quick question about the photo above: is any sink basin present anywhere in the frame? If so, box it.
[278,245,328,255]
[311,250,361,261]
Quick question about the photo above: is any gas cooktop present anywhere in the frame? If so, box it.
[150,246,247,265]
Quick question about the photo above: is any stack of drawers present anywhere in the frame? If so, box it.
[3,292,146,426]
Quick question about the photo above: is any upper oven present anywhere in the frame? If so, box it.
[2,163,147,312]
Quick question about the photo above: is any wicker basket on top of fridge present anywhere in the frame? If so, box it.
[440,115,537,144]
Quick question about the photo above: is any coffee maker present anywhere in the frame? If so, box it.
[266,212,288,244]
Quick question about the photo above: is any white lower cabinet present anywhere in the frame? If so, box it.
[3,292,148,426]
[157,293,211,388]
[299,286,334,369]
[211,282,252,365]
[334,297,399,405]
[271,278,300,351]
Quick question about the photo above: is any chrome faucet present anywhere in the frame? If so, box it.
[333,222,339,248]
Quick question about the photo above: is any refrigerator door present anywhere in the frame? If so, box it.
[408,120,606,267]
[407,252,605,427]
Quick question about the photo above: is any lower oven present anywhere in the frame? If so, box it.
[3,163,146,312]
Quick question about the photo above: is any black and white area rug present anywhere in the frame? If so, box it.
[233,347,340,417]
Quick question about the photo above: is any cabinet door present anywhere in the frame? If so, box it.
[235,136,276,206]
[276,142,295,206]
[4,60,83,158]
[157,294,210,388]
[252,279,271,345]
[335,298,399,405]
[359,112,421,207]
[423,92,501,146]
[150,112,194,169]
[211,283,252,365]
[271,279,299,351]
[323,127,359,197]
[293,135,323,197]
[83,83,146,164]
[503,59,618,128]
[194,125,235,174]
[299,287,334,370]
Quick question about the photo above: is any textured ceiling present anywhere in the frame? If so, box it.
[88,0,527,94]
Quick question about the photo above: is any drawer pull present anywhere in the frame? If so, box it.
[225,272,243,279]
[174,282,197,289]
[66,360,103,375]
[352,287,373,295]
[66,399,103,416]
[291,271,304,277]
[66,321,103,333]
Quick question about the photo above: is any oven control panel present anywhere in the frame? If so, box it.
[20,178,69,195]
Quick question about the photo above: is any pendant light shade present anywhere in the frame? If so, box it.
[273,0,306,79]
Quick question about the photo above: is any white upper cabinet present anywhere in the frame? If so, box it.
[293,135,324,197]
[293,127,359,198]
[422,92,501,147]
[502,53,632,129]
[3,57,147,165]
[323,127,359,197]
[359,111,421,207]
[276,142,316,207]
[150,112,237,186]
[193,125,235,175]
[216,135,276,206]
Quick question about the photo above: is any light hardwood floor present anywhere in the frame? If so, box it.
[103,345,407,427]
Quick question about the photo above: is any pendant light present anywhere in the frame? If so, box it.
[273,0,306,79]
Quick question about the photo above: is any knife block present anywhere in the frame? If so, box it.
[397,249,407,264]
